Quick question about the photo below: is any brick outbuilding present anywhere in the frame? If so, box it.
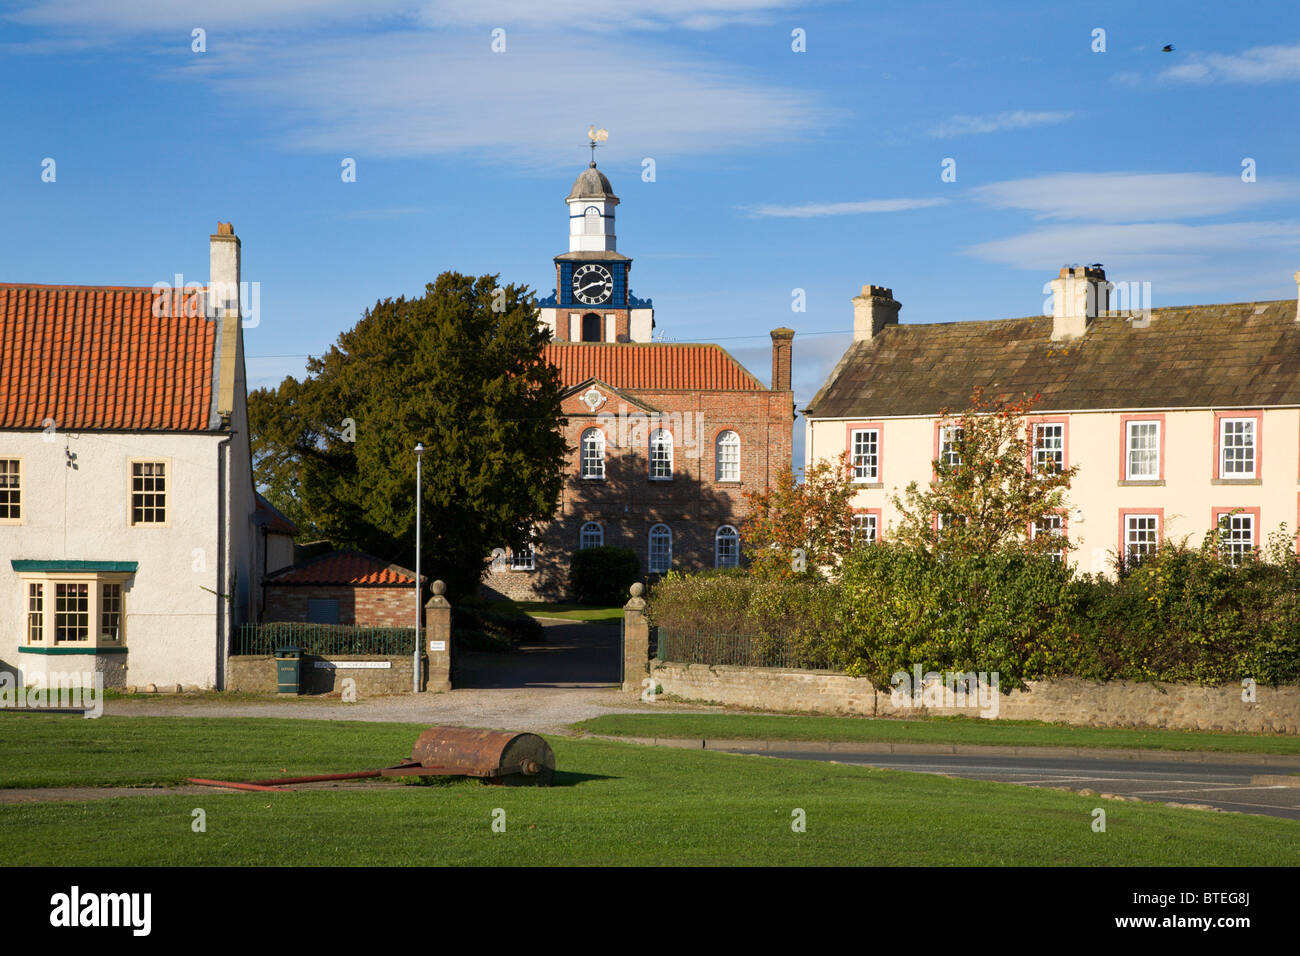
[263,549,423,627]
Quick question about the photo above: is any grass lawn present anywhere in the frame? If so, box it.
[575,713,1300,756]
[0,716,1296,865]
[495,601,622,622]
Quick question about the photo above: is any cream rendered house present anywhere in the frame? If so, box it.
[804,266,1300,573]
[0,224,286,689]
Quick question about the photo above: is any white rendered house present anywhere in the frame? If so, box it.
[0,224,282,689]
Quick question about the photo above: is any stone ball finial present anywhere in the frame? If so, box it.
[629,582,644,598]
[433,580,446,596]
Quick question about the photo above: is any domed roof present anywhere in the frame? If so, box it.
[567,162,618,203]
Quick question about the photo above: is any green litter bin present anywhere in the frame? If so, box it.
[275,646,302,695]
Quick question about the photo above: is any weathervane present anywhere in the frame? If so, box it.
[586,125,608,164]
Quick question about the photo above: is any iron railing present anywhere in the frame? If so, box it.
[654,627,836,671]
[235,623,416,657]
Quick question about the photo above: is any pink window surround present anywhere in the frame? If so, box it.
[852,506,883,544]
[933,419,962,474]
[1118,413,1166,481]
[1212,409,1263,480]
[1025,416,1069,473]
[845,421,884,484]
[1118,507,1165,555]
[1210,505,1262,544]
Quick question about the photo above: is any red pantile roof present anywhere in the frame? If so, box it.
[266,549,419,587]
[544,342,765,391]
[0,283,216,431]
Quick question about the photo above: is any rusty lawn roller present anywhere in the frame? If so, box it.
[188,726,556,791]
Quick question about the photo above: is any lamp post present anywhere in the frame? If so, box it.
[414,442,424,693]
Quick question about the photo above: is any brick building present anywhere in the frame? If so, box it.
[481,162,796,600]
[264,549,422,627]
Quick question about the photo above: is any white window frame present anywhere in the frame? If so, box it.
[509,544,535,571]
[1125,420,1160,480]
[1125,514,1159,565]
[580,521,604,550]
[648,524,672,573]
[128,458,170,526]
[714,525,740,568]
[18,572,129,648]
[1216,512,1255,566]
[0,457,21,524]
[649,429,673,481]
[1219,418,1256,479]
[1033,423,1065,474]
[715,430,741,482]
[580,428,605,479]
[939,425,963,470]
[850,428,879,483]
[1031,514,1065,563]
[852,513,878,545]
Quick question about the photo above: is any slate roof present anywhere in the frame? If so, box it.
[265,549,420,587]
[0,283,216,431]
[544,342,766,391]
[805,299,1300,419]
[254,493,300,536]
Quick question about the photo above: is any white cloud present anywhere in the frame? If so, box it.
[744,197,948,218]
[1158,43,1300,84]
[927,110,1072,138]
[972,173,1300,222]
[8,0,812,33]
[173,33,831,164]
[962,220,1300,297]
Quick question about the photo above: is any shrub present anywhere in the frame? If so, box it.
[836,543,1081,690]
[569,546,640,606]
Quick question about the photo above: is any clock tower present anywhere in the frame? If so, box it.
[537,162,654,343]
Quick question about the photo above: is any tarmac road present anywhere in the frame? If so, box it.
[730,748,1300,820]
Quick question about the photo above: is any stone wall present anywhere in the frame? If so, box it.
[651,660,1300,734]
[229,653,423,696]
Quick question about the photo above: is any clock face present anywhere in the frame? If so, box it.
[573,263,613,304]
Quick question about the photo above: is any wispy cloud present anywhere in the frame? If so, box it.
[744,197,948,218]
[171,32,833,165]
[963,220,1300,296]
[1158,43,1300,84]
[927,110,1072,138]
[8,0,813,33]
[972,172,1300,222]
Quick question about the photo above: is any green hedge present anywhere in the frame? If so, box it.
[646,542,1300,689]
[569,546,640,606]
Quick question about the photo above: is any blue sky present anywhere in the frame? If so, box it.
[3,0,1299,460]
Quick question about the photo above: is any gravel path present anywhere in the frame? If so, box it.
[101,620,717,734]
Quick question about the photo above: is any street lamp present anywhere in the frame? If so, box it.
[413,442,424,693]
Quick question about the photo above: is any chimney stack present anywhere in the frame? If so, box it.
[1293,270,1300,323]
[770,327,794,392]
[1050,264,1108,341]
[852,285,901,342]
[209,222,241,319]
[209,222,242,423]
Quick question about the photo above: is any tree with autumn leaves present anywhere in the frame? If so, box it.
[740,452,857,578]
[741,388,1075,573]
[891,387,1076,558]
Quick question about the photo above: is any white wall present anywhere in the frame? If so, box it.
[0,428,235,688]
